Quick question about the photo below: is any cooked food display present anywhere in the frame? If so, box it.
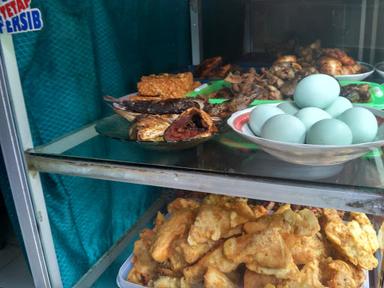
[137,72,200,99]
[340,84,371,103]
[129,108,217,142]
[127,194,379,288]
[194,56,237,79]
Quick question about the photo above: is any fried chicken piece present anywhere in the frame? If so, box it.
[341,64,363,75]
[183,244,238,284]
[204,267,237,288]
[322,48,356,66]
[244,269,286,288]
[269,62,302,80]
[318,56,343,75]
[128,229,158,285]
[151,210,196,262]
[283,233,328,265]
[320,258,365,288]
[195,57,223,79]
[243,207,320,238]
[167,198,201,214]
[322,209,379,270]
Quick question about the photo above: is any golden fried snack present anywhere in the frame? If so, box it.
[320,258,365,288]
[244,269,286,288]
[275,261,325,288]
[283,233,328,265]
[341,64,363,75]
[187,205,246,245]
[151,210,196,263]
[129,115,172,141]
[224,229,292,269]
[322,209,379,270]
[246,261,299,281]
[183,244,238,284]
[244,207,320,238]
[188,196,266,245]
[137,72,194,98]
[168,239,190,272]
[152,276,191,288]
[167,198,201,214]
[127,229,158,285]
[204,267,237,288]
[322,48,356,66]
[179,238,218,264]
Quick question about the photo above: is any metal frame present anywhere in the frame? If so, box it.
[27,153,384,215]
[0,35,57,288]
[190,0,202,65]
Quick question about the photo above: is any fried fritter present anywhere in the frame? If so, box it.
[244,207,320,238]
[246,261,299,281]
[129,115,172,142]
[204,267,237,288]
[152,276,192,288]
[283,233,328,265]
[167,198,201,214]
[188,196,266,245]
[224,229,292,269]
[151,210,196,263]
[183,244,238,284]
[179,238,218,264]
[127,229,158,285]
[244,269,286,288]
[320,258,365,288]
[322,209,379,270]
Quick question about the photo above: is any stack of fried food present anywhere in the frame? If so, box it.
[105,72,218,142]
[127,195,380,288]
[297,40,363,76]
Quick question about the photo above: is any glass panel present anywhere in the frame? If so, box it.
[31,130,384,190]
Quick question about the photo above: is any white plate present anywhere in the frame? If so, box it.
[334,62,374,81]
[375,61,384,79]
[227,105,384,166]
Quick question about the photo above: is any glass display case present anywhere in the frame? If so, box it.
[0,0,383,287]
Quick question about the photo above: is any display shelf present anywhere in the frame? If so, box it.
[26,117,384,215]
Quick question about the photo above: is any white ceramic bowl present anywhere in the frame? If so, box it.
[375,61,384,79]
[227,105,384,166]
[334,62,374,81]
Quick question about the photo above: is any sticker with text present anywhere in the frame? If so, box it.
[0,0,43,34]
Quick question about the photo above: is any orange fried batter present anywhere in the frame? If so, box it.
[204,267,237,288]
[151,209,195,263]
[322,209,379,270]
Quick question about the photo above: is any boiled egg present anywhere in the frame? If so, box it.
[261,114,306,144]
[295,107,331,131]
[306,119,352,145]
[325,97,353,117]
[248,105,284,136]
[338,107,378,144]
[277,101,299,115]
[294,74,340,109]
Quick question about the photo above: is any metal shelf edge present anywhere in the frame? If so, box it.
[26,153,384,215]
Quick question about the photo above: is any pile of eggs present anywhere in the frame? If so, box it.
[249,74,378,145]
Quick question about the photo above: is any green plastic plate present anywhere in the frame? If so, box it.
[187,79,384,109]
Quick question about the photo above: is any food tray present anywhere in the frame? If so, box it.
[188,80,384,109]
[117,255,144,288]
[117,254,370,288]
